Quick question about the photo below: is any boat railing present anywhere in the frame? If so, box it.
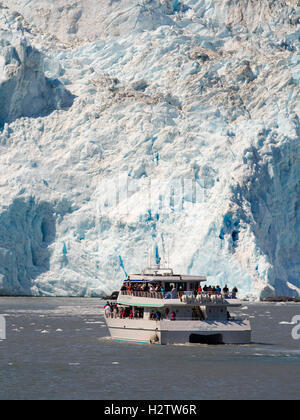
[120,290,165,299]
[119,289,237,303]
[105,313,247,322]
[179,292,224,304]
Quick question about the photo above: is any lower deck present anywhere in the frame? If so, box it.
[106,317,252,345]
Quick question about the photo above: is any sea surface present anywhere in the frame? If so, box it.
[0,297,299,400]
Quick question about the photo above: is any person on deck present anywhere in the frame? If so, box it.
[171,286,177,298]
[155,311,161,321]
[104,304,112,318]
[223,285,229,296]
[150,310,155,320]
[232,286,238,298]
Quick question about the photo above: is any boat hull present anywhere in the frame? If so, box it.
[105,318,251,345]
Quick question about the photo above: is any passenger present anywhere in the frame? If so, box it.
[170,311,176,321]
[216,286,221,294]
[150,310,155,320]
[197,285,202,293]
[113,304,118,318]
[129,309,134,319]
[212,286,216,295]
[104,304,112,318]
[232,286,238,298]
[171,285,177,298]
[155,311,161,321]
[223,284,229,296]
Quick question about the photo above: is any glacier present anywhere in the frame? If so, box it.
[0,0,299,298]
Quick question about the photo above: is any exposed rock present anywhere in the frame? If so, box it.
[263,297,300,303]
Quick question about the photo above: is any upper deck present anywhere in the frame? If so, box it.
[117,290,242,308]
[118,266,240,308]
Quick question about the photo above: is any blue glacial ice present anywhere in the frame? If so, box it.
[0,0,299,299]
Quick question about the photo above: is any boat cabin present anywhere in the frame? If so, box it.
[125,267,207,293]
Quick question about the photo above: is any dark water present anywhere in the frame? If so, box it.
[0,297,299,400]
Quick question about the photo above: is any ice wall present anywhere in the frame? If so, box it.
[0,198,56,295]
[0,37,75,126]
[0,0,299,298]
[0,0,180,42]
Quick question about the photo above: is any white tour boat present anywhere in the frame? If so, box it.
[104,264,252,345]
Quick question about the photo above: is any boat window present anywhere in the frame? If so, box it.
[176,282,187,292]
[165,282,188,292]
[165,283,173,292]
[189,282,198,291]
